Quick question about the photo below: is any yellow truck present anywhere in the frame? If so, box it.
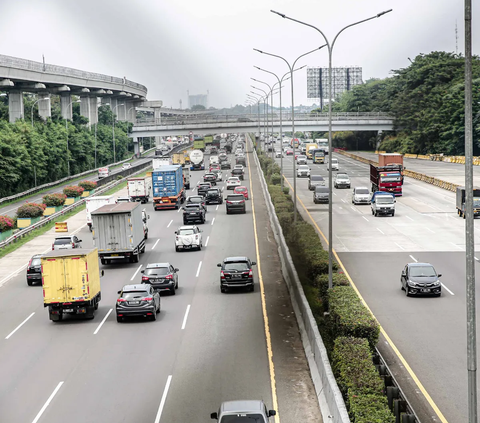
[305,143,318,159]
[42,249,102,322]
[172,153,186,165]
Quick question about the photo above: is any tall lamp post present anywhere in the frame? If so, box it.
[247,94,263,144]
[271,9,392,289]
[65,99,81,176]
[31,96,50,127]
[110,103,124,163]
[251,87,269,151]
[250,91,269,148]
[252,78,275,158]
[254,45,326,223]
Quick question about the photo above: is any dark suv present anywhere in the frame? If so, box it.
[27,254,42,286]
[220,160,231,170]
[141,262,179,295]
[231,168,244,181]
[217,256,257,293]
[205,188,223,205]
[116,284,160,322]
[183,203,206,224]
[197,182,212,197]
[226,194,246,214]
[314,186,329,204]
[203,173,217,186]
[186,195,207,213]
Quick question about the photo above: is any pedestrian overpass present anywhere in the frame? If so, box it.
[130,112,394,138]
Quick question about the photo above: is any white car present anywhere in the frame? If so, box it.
[352,187,371,205]
[296,155,308,165]
[327,158,339,171]
[275,150,283,158]
[297,165,311,178]
[52,235,82,250]
[226,177,242,190]
[175,225,203,251]
[334,172,351,189]
[122,163,132,170]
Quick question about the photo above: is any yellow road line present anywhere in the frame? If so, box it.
[283,175,448,423]
[248,145,280,422]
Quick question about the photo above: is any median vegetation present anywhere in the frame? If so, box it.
[256,149,393,422]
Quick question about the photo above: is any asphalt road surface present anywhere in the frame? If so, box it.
[0,143,321,423]
[274,149,477,423]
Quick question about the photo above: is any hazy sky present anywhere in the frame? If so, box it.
[0,0,472,109]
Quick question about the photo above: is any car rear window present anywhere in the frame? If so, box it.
[178,229,194,236]
[54,238,72,245]
[224,262,249,271]
[207,189,219,194]
[315,187,329,193]
[227,195,245,201]
[188,197,203,203]
[235,187,246,192]
[232,169,243,173]
[121,291,149,299]
[355,188,369,194]
[185,204,201,210]
[144,267,169,276]
[311,176,324,181]
[31,258,42,266]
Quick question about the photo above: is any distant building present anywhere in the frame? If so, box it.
[188,93,208,109]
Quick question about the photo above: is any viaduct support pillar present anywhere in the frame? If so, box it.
[60,93,72,120]
[38,94,51,120]
[88,97,98,125]
[376,130,383,150]
[8,90,23,123]
[133,136,140,158]
[80,95,91,126]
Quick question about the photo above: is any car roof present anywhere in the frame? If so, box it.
[146,263,171,268]
[178,225,196,230]
[408,262,434,267]
[221,400,265,413]
[310,175,324,179]
[354,186,369,191]
[121,284,149,292]
[223,256,250,262]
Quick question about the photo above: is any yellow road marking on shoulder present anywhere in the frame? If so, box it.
[248,145,280,423]
[283,175,448,423]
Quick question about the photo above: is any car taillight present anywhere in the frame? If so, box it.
[72,242,75,248]
[142,276,149,281]
[239,200,245,204]
[117,298,126,302]
[175,236,179,241]
[165,274,173,279]
[27,258,32,268]
[226,201,232,204]
[143,297,153,301]
[52,244,54,251]
[220,271,225,279]
[249,269,253,277]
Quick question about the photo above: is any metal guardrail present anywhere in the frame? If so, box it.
[135,112,394,127]
[0,143,191,250]
[0,54,147,94]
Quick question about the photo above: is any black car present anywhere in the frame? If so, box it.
[217,256,257,293]
[116,284,160,322]
[231,168,244,181]
[401,263,442,297]
[186,195,207,213]
[226,194,246,214]
[308,175,325,191]
[206,188,223,205]
[141,263,179,295]
[314,186,329,204]
[203,173,217,186]
[219,153,228,162]
[183,203,206,224]
[197,182,212,197]
[27,254,42,286]
[221,160,231,169]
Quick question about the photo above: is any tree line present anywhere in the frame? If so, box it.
[0,96,134,198]
[314,51,480,155]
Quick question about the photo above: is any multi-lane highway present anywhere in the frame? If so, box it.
[0,142,322,423]
[275,149,477,423]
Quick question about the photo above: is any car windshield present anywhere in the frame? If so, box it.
[54,238,72,245]
[31,258,42,266]
[376,196,394,204]
[188,197,203,203]
[315,187,329,193]
[355,188,369,195]
[380,173,401,183]
[227,195,244,201]
[337,175,348,180]
[224,262,249,271]
[178,229,194,235]
[236,187,246,192]
[219,415,265,423]
[311,176,324,181]
[144,267,169,276]
[410,265,437,277]
[121,291,149,299]
[185,204,201,210]
[207,189,219,195]
[299,166,309,170]
[474,197,480,207]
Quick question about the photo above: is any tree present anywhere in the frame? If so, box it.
[191,104,206,111]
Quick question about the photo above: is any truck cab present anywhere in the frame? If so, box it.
[371,192,396,217]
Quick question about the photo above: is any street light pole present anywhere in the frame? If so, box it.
[252,78,276,159]
[65,99,81,176]
[251,87,269,153]
[111,103,125,163]
[271,8,392,289]
[247,94,262,146]
[254,45,326,223]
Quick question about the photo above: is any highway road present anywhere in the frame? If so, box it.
[274,149,478,423]
[0,152,156,219]
[0,142,321,423]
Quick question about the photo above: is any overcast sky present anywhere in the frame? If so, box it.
[0,0,473,109]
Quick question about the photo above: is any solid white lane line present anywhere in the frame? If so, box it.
[362,216,369,222]
[167,220,173,228]
[152,239,160,250]
[426,227,435,234]
[441,283,455,296]
[181,305,191,330]
[216,205,219,211]
[341,198,346,203]
[71,223,88,235]
[395,243,405,250]
[450,242,463,250]
[475,257,479,261]
[211,217,215,226]
[409,255,418,262]
[205,236,210,247]
[5,312,35,339]
[405,215,414,221]
[195,261,202,277]
[31,381,64,423]
[154,375,173,423]
[332,192,337,196]
[376,228,385,235]
[177,207,181,213]
[93,309,113,335]
[130,264,143,281]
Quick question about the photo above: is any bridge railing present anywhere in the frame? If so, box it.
[0,54,147,93]
[135,112,393,127]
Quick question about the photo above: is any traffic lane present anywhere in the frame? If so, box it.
[338,251,472,423]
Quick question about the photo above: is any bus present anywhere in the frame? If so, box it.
[315,138,329,155]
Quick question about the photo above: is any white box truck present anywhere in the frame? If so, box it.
[91,202,147,265]
[85,195,116,232]
[127,177,152,203]
[153,157,173,169]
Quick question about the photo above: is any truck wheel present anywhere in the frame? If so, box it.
[101,259,106,265]
[27,279,33,286]
[134,254,139,263]
[391,211,395,217]
[89,226,93,233]
[374,211,378,217]
[86,306,95,320]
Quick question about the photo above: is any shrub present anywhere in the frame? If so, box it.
[348,394,395,423]
[303,285,323,321]
[270,173,282,185]
[314,273,350,301]
[332,337,384,398]
[328,286,380,348]
[42,193,67,207]
[0,215,15,232]
[276,211,293,231]
[79,180,97,190]
[17,203,46,218]
[63,186,84,198]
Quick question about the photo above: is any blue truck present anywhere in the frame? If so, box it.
[152,165,185,210]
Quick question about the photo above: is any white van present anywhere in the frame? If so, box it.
[98,167,110,178]
[327,158,339,171]
[210,156,219,165]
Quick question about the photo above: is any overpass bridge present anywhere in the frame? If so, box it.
[131,112,395,138]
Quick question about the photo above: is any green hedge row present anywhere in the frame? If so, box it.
[333,337,394,423]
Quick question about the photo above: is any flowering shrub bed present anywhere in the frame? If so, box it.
[79,180,97,191]
[17,203,46,218]
[42,193,67,207]
[0,215,15,232]
[63,186,84,197]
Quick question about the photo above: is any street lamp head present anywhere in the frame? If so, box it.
[377,9,393,17]
[253,48,263,54]
[270,10,286,18]
[253,66,261,70]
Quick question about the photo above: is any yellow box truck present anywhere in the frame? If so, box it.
[172,153,186,165]
[42,249,102,322]
[305,143,318,159]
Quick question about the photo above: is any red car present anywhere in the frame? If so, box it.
[234,186,249,200]
[285,149,293,156]
[209,164,220,172]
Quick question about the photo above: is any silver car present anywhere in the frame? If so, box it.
[352,187,370,204]
[211,400,276,422]
[52,235,82,250]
